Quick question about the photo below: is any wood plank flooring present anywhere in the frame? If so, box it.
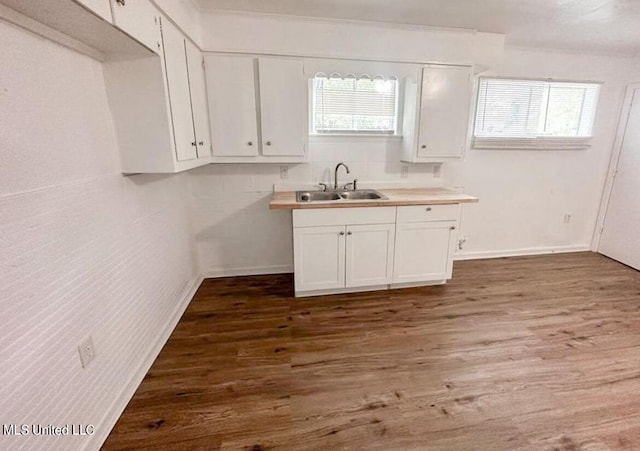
[102,252,640,451]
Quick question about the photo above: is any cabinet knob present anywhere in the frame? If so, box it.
[191,141,196,147]
[198,141,204,146]
[426,207,432,211]
[347,231,352,235]
[247,141,253,146]
[450,226,456,230]
[116,0,125,5]
[339,231,345,236]
[266,141,272,146]
[421,145,427,149]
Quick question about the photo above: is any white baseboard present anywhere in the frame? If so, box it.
[454,245,591,261]
[84,274,204,451]
[204,264,293,279]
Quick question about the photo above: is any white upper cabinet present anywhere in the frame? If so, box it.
[258,57,306,157]
[110,0,161,53]
[102,14,211,173]
[204,54,307,162]
[401,65,473,162]
[74,0,112,22]
[185,40,212,159]
[161,18,197,162]
[205,55,259,157]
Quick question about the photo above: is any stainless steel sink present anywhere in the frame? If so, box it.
[296,189,387,202]
[296,191,342,202]
[339,189,387,200]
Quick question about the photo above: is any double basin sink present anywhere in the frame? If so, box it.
[296,189,388,202]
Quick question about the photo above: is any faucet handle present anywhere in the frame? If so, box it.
[342,179,359,191]
[318,182,328,192]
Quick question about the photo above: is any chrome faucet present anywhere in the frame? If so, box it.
[334,162,350,190]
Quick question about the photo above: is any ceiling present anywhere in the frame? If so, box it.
[194,0,640,56]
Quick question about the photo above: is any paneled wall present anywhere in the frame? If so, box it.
[0,20,199,450]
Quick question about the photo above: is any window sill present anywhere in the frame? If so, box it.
[473,137,592,151]
[309,134,402,139]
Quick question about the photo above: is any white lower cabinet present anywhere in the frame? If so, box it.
[345,224,395,288]
[293,226,346,292]
[292,205,460,297]
[393,204,461,284]
[393,222,457,283]
[292,207,396,296]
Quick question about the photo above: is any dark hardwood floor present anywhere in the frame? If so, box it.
[102,252,640,450]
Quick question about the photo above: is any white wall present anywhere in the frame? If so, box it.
[0,20,199,450]
[448,46,636,258]
[190,12,637,275]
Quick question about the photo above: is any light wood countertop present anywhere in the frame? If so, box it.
[269,187,478,210]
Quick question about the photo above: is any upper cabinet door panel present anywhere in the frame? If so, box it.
[74,0,112,22]
[185,41,211,159]
[418,65,472,158]
[110,0,160,53]
[160,18,197,162]
[205,55,259,156]
[258,57,306,156]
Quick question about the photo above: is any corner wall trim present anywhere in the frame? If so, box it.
[454,245,591,261]
[83,274,204,451]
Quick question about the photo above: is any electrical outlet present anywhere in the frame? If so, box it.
[78,336,96,369]
[279,166,288,180]
[564,213,572,224]
[433,164,441,179]
[400,165,409,178]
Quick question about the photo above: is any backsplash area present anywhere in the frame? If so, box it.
[188,138,441,277]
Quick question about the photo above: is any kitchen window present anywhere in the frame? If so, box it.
[311,74,399,135]
[473,77,601,150]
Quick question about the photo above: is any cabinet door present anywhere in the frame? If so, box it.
[185,41,211,159]
[258,57,306,156]
[205,55,259,156]
[393,222,457,283]
[417,65,472,158]
[294,226,346,292]
[75,0,112,22]
[160,18,197,161]
[345,224,395,288]
[110,0,160,53]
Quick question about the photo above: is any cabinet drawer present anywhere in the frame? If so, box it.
[293,207,396,227]
[397,204,460,223]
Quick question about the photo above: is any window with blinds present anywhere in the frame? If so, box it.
[311,75,399,134]
[473,77,600,150]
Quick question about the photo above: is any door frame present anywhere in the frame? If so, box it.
[592,82,640,251]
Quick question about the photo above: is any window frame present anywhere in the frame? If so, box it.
[309,75,401,137]
[472,76,602,151]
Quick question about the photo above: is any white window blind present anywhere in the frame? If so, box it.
[312,74,399,134]
[473,77,600,150]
